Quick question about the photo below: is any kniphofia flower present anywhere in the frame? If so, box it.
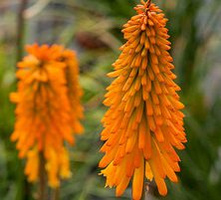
[99,1,186,199]
[10,44,83,187]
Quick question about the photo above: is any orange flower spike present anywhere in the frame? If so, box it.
[99,1,186,199]
[10,44,83,188]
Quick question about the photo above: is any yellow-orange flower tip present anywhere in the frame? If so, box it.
[11,43,83,187]
[99,1,186,199]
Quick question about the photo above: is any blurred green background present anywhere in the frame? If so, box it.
[0,0,221,199]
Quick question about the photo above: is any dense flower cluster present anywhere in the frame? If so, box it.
[99,1,186,199]
[10,44,83,187]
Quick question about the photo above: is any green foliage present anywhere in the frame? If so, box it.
[0,0,221,199]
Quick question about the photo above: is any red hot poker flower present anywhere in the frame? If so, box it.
[99,1,186,199]
[10,44,84,187]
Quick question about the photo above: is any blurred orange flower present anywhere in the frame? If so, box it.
[10,44,83,187]
[99,1,186,199]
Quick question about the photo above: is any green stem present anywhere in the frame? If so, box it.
[16,0,28,63]
[52,187,60,200]
[15,2,29,199]
[38,153,47,200]
[142,182,148,200]
[15,160,31,200]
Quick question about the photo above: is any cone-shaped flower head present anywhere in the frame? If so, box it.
[99,1,186,199]
[10,44,83,187]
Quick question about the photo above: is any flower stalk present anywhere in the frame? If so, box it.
[17,0,28,62]
[52,188,60,200]
[38,153,47,200]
